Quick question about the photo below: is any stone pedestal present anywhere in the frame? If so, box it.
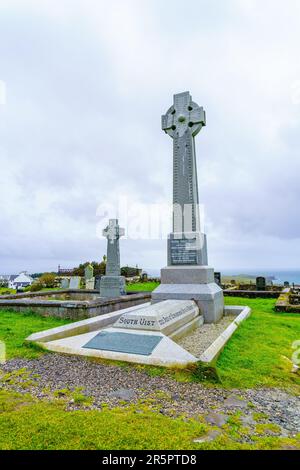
[161,265,214,284]
[100,276,125,298]
[152,266,224,324]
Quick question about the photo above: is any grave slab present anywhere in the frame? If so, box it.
[114,299,199,336]
[26,304,251,367]
[41,328,198,367]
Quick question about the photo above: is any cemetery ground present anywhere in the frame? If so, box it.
[0,297,300,450]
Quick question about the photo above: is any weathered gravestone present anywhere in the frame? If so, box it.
[69,276,81,289]
[95,275,101,292]
[84,264,95,290]
[256,276,266,291]
[152,92,224,323]
[214,272,221,286]
[84,264,94,280]
[100,219,126,297]
[85,279,95,290]
[60,278,69,289]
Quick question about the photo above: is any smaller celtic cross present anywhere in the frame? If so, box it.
[102,219,125,276]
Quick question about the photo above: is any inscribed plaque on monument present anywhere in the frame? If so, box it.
[83,331,162,356]
[170,238,198,265]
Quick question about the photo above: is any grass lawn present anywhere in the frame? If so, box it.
[0,389,299,450]
[0,299,300,450]
[0,310,72,360]
[126,281,160,292]
[218,297,300,390]
[0,288,15,295]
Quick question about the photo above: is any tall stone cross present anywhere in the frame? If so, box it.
[162,91,206,234]
[152,93,224,324]
[102,219,125,276]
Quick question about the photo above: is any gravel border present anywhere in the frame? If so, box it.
[1,353,299,438]
[177,315,236,358]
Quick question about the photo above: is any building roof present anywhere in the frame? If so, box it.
[12,273,33,284]
[0,275,16,281]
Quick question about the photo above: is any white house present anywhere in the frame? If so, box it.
[8,272,33,289]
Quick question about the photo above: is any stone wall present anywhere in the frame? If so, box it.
[0,289,98,301]
[223,284,280,292]
[275,291,300,313]
[0,291,151,321]
[224,289,281,299]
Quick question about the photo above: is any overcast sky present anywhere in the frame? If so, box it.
[0,0,300,274]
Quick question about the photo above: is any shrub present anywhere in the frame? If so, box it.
[0,290,11,295]
[30,282,43,292]
[38,273,56,288]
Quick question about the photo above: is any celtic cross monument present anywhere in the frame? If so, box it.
[100,219,126,297]
[152,92,224,323]
[162,91,208,265]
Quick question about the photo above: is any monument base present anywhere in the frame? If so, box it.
[152,266,224,323]
[100,276,126,298]
[161,265,214,284]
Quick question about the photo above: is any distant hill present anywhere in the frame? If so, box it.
[222,274,276,284]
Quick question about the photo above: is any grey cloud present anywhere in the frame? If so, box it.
[0,0,300,273]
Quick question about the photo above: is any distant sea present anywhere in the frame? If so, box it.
[222,270,300,286]
[145,269,300,285]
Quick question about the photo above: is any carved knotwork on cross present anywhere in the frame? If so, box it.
[102,219,125,244]
[162,91,206,139]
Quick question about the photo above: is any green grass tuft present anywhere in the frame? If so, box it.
[126,282,160,292]
[0,390,299,450]
[0,309,72,360]
[189,363,221,384]
[218,297,300,390]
